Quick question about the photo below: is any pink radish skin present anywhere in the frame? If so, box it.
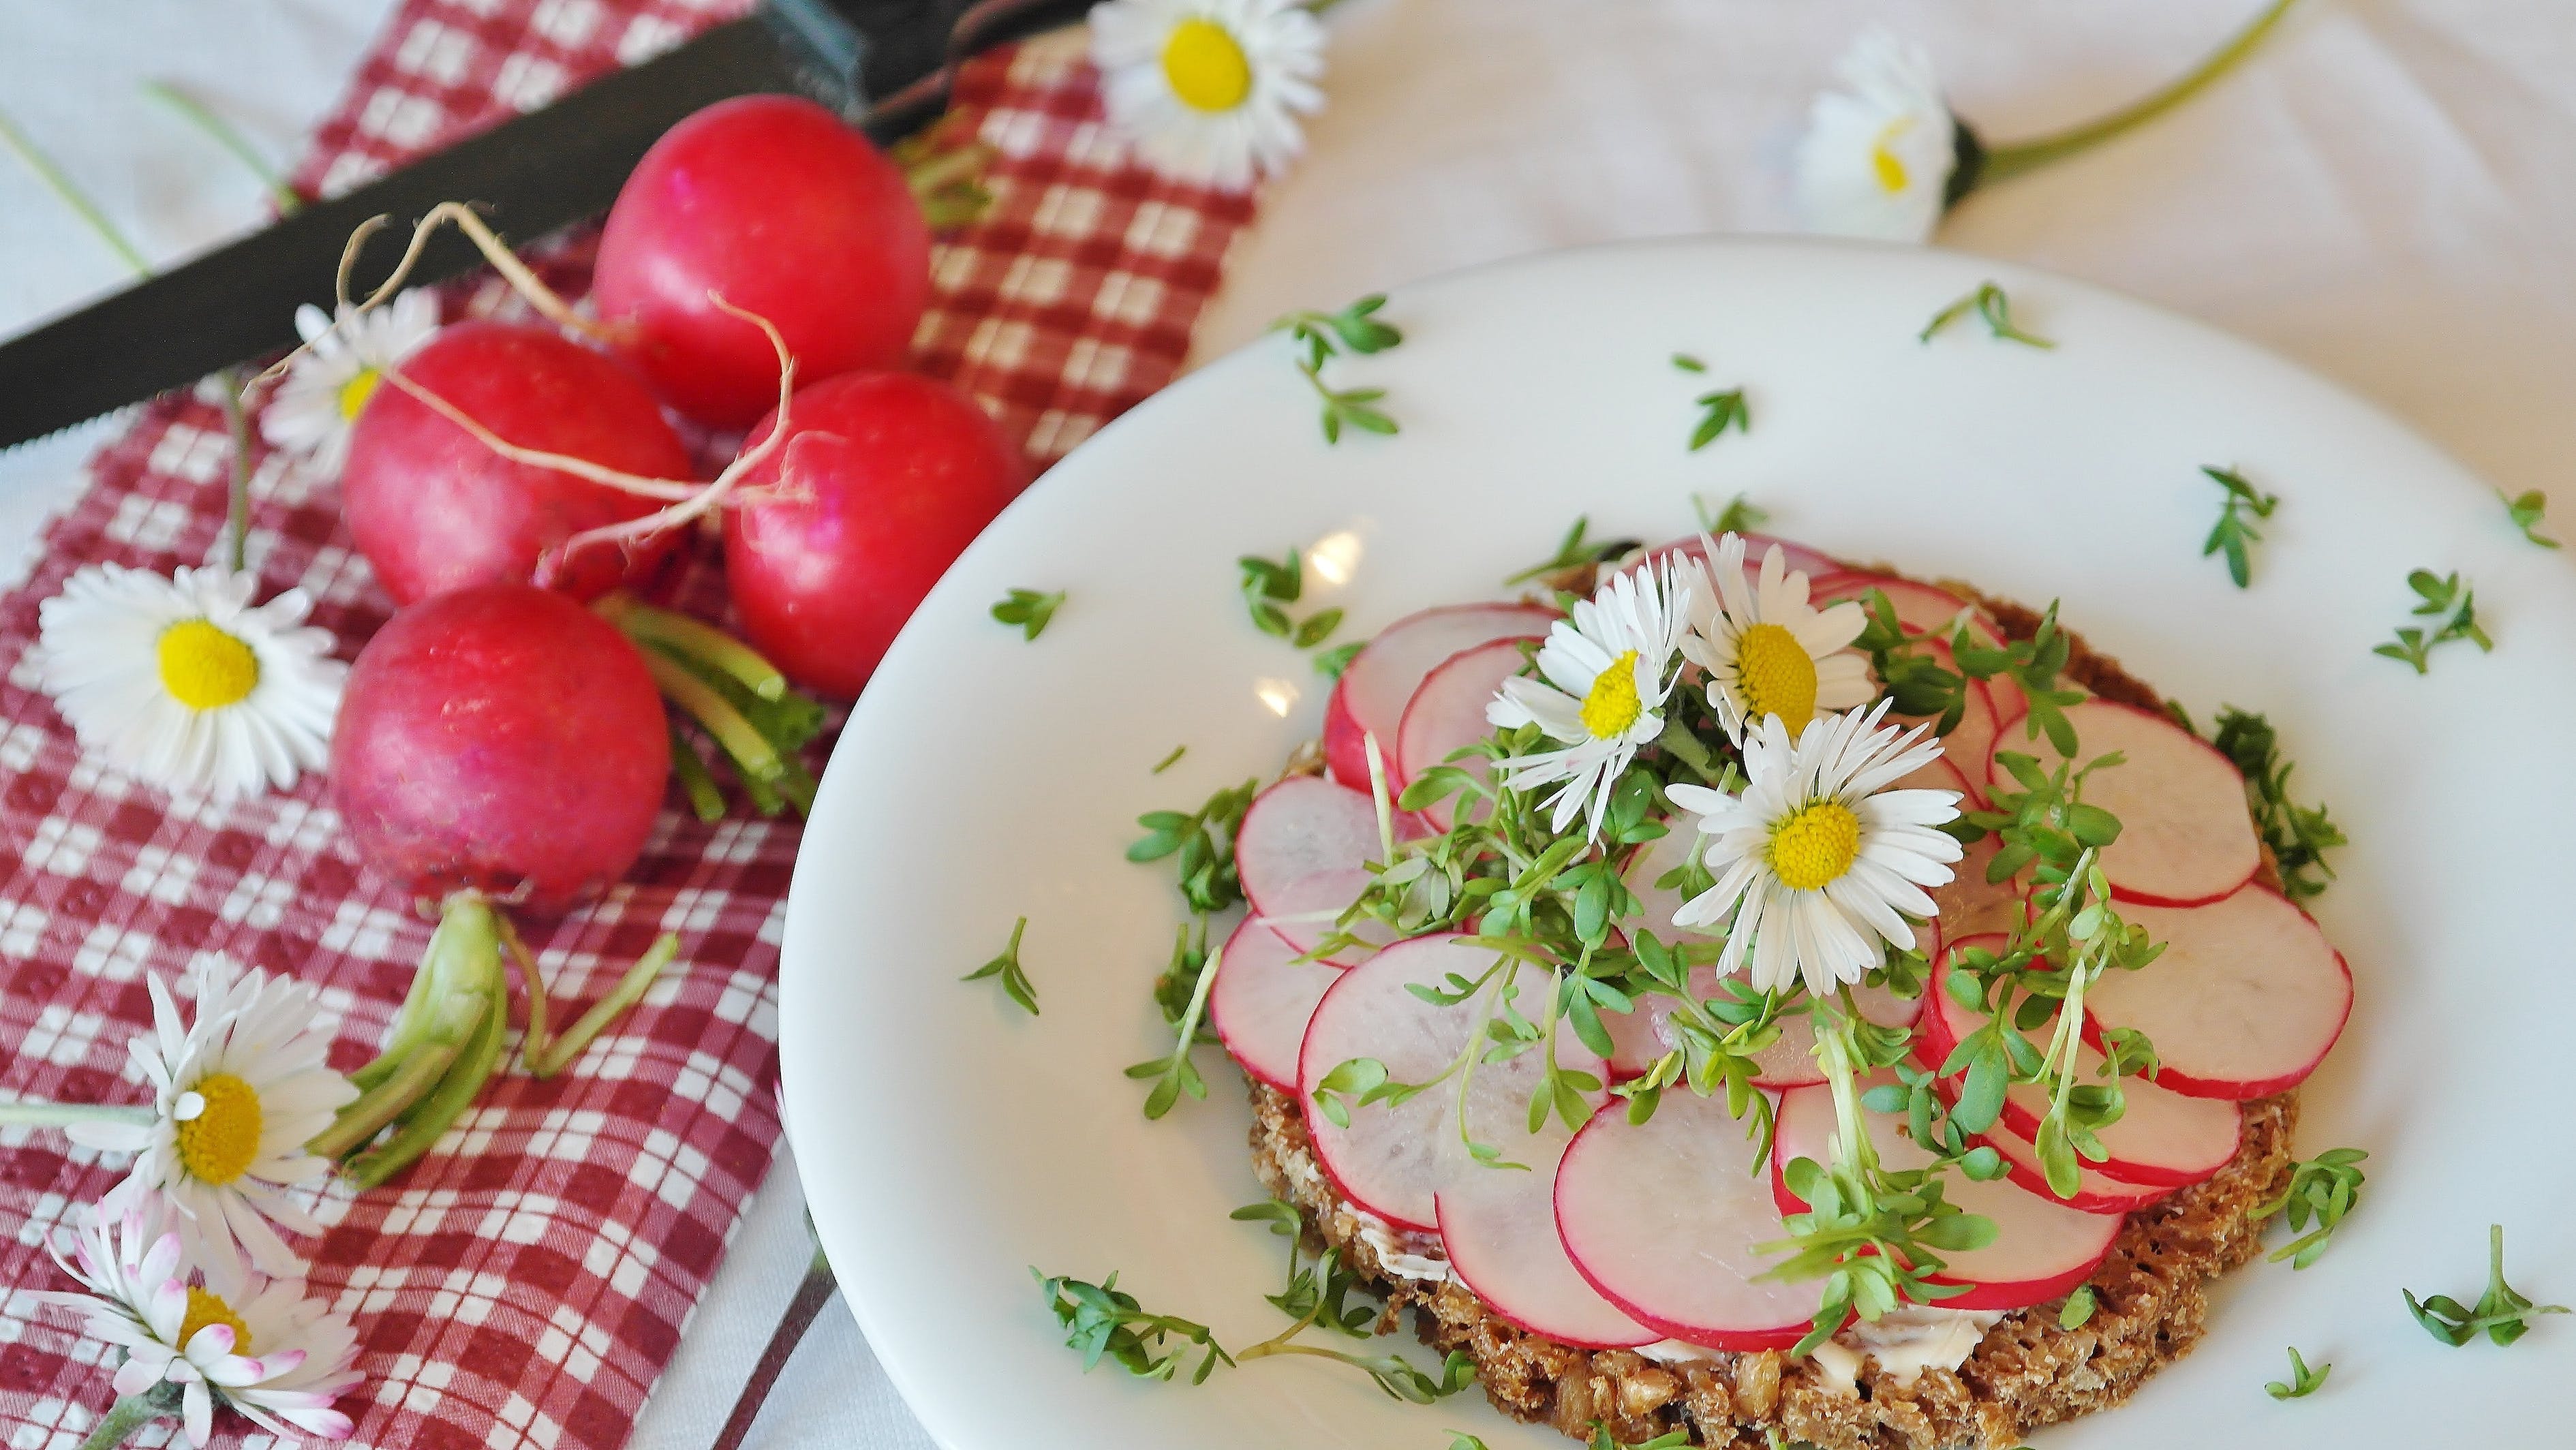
[1298,934,1599,1232]
[1811,572,1995,641]
[1396,636,1542,827]
[2085,886,2352,1100]
[1969,1115,2168,1215]
[330,585,670,914]
[1988,699,2261,908]
[1238,775,1400,968]
[1771,1079,2120,1311]
[1324,604,1559,788]
[341,321,692,605]
[1208,917,1344,1092]
[1642,532,1843,586]
[1555,1088,1820,1350]
[1917,938,2240,1189]
[1435,1092,1654,1348]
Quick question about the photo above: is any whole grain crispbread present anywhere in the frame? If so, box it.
[1242,595,2306,1450]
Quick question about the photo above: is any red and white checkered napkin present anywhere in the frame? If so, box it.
[0,3,1255,1446]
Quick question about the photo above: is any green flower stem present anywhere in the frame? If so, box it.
[76,1389,176,1450]
[1655,715,1723,786]
[639,648,787,786]
[1976,0,2302,187]
[0,105,152,275]
[346,939,507,1190]
[215,371,254,573]
[526,933,679,1079]
[596,593,787,702]
[141,80,300,213]
[0,1101,155,1130]
[305,1001,474,1160]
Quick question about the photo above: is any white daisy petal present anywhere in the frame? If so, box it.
[1679,534,1880,745]
[1482,559,1690,844]
[1090,0,1326,189]
[261,290,440,474]
[1794,29,1957,243]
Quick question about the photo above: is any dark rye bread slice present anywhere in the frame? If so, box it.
[1242,592,2305,1450]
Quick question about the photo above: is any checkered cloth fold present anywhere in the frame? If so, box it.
[0,3,1253,1446]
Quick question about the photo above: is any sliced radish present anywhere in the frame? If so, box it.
[1969,1114,2167,1215]
[1324,603,1559,788]
[2089,885,2352,1100]
[1396,636,1542,829]
[1298,934,1592,1233]
[1239,775,1395,968]
[1556,1088,1821,1350]
[1930,837,2029,944]
[1209,916,1344,1092]
[1641,531,1844,591]
[1918,938,2240,1190]
[1987,699,2260,908]
[1260,870,1397,968]
[1619,826,1702,946]
[1772,1079,2120,1311]
[1437,1108,1655,1348]
[1811,572,1995,642]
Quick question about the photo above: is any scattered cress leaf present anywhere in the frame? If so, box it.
[1921,281,2054,348]
[2265,1344,2329,1400]
[960,915,1038,1015]
[990,587,1066,640]
[2200,466,2280,589]
[2498,487,2560,548]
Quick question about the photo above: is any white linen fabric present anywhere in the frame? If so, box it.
[5,1,2575,1446]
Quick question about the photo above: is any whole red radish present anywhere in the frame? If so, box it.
[332,583,669,914]
[593,95,931,429]
[725,371,1028,698]
[342,320,693,605]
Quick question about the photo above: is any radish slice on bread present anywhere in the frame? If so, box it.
[1209,916,1344,1093]
[1397,636,1542,829]
[1988,699,2261,908]
[1238,775,1394,967]
[1640,531,1843,589]
[1437,1111,1656,1348]
[1772,1078,2121,1312]
[1298,934,1600,1233]
[1323,603,1559,789]
[1918,937,2240,1189]
[1555,1088,1822,1351]
[2088,886,2352,1099]
[1969,1115,2168,1215]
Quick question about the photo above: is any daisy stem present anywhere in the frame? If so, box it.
[140,80,301,214]
[216,369,254,573]
[1655,715,1723,786]
[0,105,152,276]
[526,933,680,1079]
[596,593,787,702]
[0,1100,155,1129]
[74,1392,168,1450]
[1974,0,2302,187]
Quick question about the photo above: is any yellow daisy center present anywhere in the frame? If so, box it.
[1770,801,1862,892]
[174,1072,264,1186]
[337,366,382,422]
[1161,18,1253,112]
[178,1286,253,1355]
[1734,622,1820,735]
[1871,117,1915,194]
[157,619,260,711]
[1579,649,1644,740]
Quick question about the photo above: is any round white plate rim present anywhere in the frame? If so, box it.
[780,234,2576,1449]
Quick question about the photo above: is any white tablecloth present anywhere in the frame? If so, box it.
[6,1,2574,1446]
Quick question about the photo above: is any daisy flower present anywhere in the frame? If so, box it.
[1792,29,1959,243]
[69,960,356,1295]
[1669,700,1963,999]
[1678,532,1874,743]
[35,1200,361,1447]
[1485,559,1691,842]
[37,564,347,801]
[260,289,438,474]
[1090,0,1325,190]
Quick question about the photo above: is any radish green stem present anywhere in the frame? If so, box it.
[140,80,299,213]
[348,896,487,1089]
[1976,0,2301,187]
[304,1029,459,1159]
[641,649,786,785]
[598,593,786,700]
[347,947,506,1189]
[669,725,727,822]
[527,934,679,1079]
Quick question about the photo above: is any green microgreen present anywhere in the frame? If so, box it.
[1128,927,1223,1118]
[1687,387,1749,450]
[1032,1268,1231,1383]
[2265,1345,2329,1400]
[1313,639,1367,679]
[2058,1284,2098,1329]
[1239,546,1343,646]
[2404,1224,2568,1347]
[2199,708,2345,901]
[1151,744,1187,774]
[2201,465,2280,589]
[990,587,1065,640]
[2499,488,2560,549]
[1229,1200,1377,1336]
[2254,1147,2366,1269]
[1920,281,2054,348]
[1587,1424,1694,1450]
[961,916,1037,1016]
[1505,515,1641,587]
[2373,568,2493,673]
[1671,352,1707,373]
[1129,779,1258,914]
[1270,293,1401,442]
[1696,491,1770,538]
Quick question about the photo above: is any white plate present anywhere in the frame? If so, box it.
[780,237,2576,1449]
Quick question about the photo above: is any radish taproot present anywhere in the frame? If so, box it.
[725,371,1029,698]
[594,95,932,428]
[316,584,681,1186]
[342,320,693,604]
